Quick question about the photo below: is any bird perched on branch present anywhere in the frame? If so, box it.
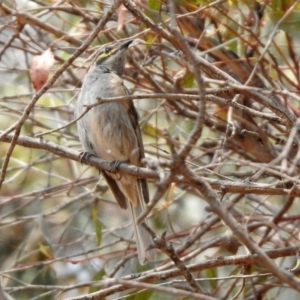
[75,40,154,264]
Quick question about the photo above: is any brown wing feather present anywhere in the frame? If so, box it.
[101,171,127,209]
[122,85,149,204]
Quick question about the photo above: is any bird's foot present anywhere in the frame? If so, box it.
[79,151,97,164]
[109,159,129,170]
[109,159,129,180]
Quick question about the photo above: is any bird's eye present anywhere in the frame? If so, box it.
[97,46,112,62]
[104,47,110,54]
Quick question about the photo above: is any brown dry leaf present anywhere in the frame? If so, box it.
[30,48,54,91]
[117,4,127,31]
[117,0,146,31]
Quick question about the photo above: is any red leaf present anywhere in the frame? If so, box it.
[30,48,54,91]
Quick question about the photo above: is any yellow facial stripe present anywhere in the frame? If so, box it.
[98,47,116,60]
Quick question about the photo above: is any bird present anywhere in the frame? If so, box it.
[74,39,154,264]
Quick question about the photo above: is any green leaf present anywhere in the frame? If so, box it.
[125,289,153,300]
[205,267,218,289]
[38,243,53,260]
[178,71,195,88]
[143,123,165,138]
[92,205,102,246]
[31,266,57,286]
[148,0,161,11]
[89,268,106,294]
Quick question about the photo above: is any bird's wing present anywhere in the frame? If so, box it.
[101,170,128,209]
[121,84,150,205]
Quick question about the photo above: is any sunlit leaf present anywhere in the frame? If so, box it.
[143,123,165,138]
[38,243,54,260]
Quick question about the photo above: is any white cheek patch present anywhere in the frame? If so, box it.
[106,149,112,154]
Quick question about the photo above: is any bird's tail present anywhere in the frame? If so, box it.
[117,176,155,264]
[128,199,155,265]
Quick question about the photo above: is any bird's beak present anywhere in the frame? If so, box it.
[119,39,133,50]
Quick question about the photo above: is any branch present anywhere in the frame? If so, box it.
[62,246,300,299]
[1,131,300,197]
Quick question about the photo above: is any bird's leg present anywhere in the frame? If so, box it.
[109,159,129,180]
[79,151,98,164]
[110,159,129,169]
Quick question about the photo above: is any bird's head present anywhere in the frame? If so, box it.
[96,40,133,76]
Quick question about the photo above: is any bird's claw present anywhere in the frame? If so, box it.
[79,151,97,164]
[109,160,128,180]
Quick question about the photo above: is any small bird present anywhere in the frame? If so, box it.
[75,40,154,264]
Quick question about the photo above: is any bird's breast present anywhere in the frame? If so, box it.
[86,102,138,162]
